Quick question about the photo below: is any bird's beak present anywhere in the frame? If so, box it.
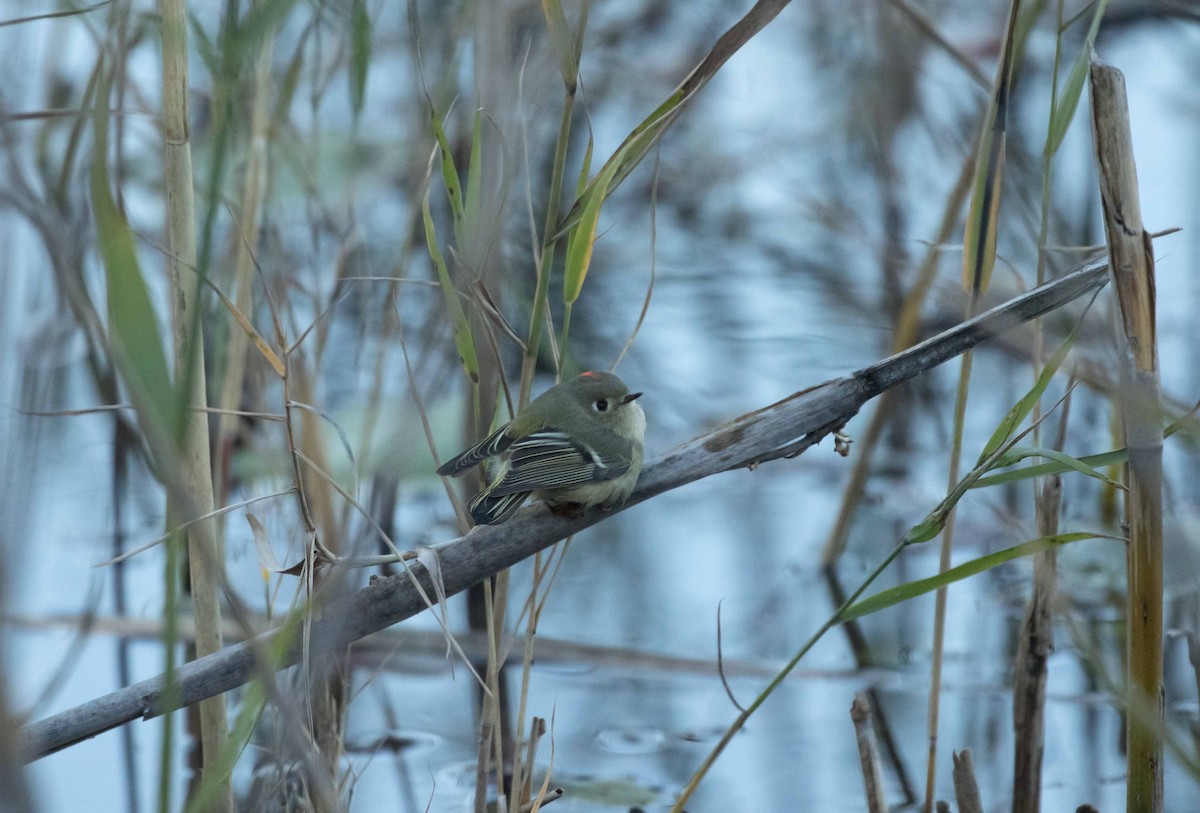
[622,392,642,404]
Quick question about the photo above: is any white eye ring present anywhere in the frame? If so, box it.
[593,399,608,412]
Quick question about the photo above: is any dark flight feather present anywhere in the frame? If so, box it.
[436,423,518,477]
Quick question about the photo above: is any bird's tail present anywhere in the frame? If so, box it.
[437,423,516,477]
[469,489,528,525]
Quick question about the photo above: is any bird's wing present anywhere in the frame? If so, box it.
[484,429,631,497]
[436,422,517,477]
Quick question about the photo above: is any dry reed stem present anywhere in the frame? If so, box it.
[952,749,984,813]
[925,2,1022,805]
[1089,59,1164,813]
[215,29,273,500]
[850,693,888,813]
[157,0,231,807]
[1011,475,1061,813]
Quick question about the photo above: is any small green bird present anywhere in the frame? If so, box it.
[437,371,646,525]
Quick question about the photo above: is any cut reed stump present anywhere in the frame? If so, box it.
[850,693,888,813]
[1090,58,1164,813]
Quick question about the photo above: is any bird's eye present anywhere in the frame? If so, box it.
[593,399,608,412]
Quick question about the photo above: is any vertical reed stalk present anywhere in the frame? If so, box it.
[518,87,575,408]
[1011,475,1060,813]
[158,0,232,808]
[215,26,274,503]
[1089,59,1163,813]
[925,2,1021,804]
[923,334,975,812]
[1012,6,1066,810]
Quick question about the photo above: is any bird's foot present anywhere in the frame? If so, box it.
[546,501,587,518]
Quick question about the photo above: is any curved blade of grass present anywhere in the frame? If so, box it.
[348,0,371,118]
[559,0,793,238]
[843,532,1114,622]
[90,65,178,443]
[563,124,660,305]
[961,0,1022,296]
[463,109,483,241]
[560,136,595,306]
[1046,0,1112,157]
[974,400,1200,488]
[562,161,615,305]
[272,31,307,130]
[429,106,465,225]
[977,306,1084,463]
[541,0,577,88]
[972,447,1126,488]
[557,96,681,238]
[54,61,101,204]
[423,189,479,383]
[207,277,285,377]
[992,445,1125,489]
[671,525,1107,811]
[908,441,1120,547]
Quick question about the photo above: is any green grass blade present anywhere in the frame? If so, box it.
[272,32,307,131]
[961,0,1022,296]
[977,321,1079,463]
[541,0,577,88]
[557,92,682,236]
[187,12,219,76]
[562,123,662,304]
[576,135,593,196]
[562,162,615,305]
[572,0,591,74]
[1046,0,1112,157]
[429,107,465,225]
[348,0,372,118]
[843,532,1111,622]
[90,65,178,443]
[992,445,1125,489]
[974,404,1198,488]
[182,682,265,813]
[229,0,299,60]
[971,447,1127,488]
[423,190,479,383]
[463,109,483,241]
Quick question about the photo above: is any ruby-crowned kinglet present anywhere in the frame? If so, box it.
[437,371,646,525]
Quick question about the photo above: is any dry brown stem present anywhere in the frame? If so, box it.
[850,693,888,813]
[1090,58,1164,813]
